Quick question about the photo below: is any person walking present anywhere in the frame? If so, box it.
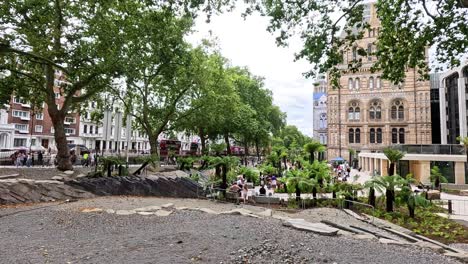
[83,152,89,167]
[26,153,32,167]
[38,151,44,167]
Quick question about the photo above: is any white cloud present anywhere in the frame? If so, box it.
[187,10,314,136]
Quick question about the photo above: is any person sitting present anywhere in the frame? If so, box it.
[229,182,241,194]
[259,185,266,196]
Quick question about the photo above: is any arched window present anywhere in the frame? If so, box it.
[391,106,397,119]
[348,78,354,90]
[369,106,375,120]
[348,102,360,121]
[355,128,361,143]
[348,107,355,120]
[398,105,404,120]
[367,43,372,61]
[355,78,360,90]
[369,77,374,90]
[399,128,405,144]
[369,101,382,120]
[376,77,381,89]
[352,47,357,61]
[392,128,398,143]
[377,128,382,143]
[370,128,375,143]
[349,128,355,144]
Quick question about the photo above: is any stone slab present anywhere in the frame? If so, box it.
[256,209,272,217]
[378,238,411,246]
[155,210,172,217]
[198,208,219,215]
[161,203,174,209]
[137,212,155,216]
[80,208,103,213]
[115,210,136,215]
[105,209,115,214]
[283,219,339,236]
[134,206,161,212]
[63,170,74,175]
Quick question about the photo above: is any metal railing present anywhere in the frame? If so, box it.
[393,144,465,155]
[433,199,468,216]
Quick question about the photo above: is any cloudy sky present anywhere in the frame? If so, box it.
[187,9,315,137]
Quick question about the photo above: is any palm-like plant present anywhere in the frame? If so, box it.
[363,177,380,208]
[285,169,318,201]
[304,141,324,164]
[383,148,405,175]
[398,184,430,218]
[430,166,448,191]
[372,175,406,212]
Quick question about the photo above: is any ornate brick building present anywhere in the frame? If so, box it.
[327,3,432,165]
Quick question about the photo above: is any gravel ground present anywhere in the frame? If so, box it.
[0,198,462,264]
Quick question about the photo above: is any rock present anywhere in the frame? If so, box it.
[51,176,64,181]
[427,190,441,200]
[134,206,161,212]
[155,210,172,216]
[161,203,174,209]
[105,209,115,214]
[80,208,103,213]
[76,174,86,178]
[271,215,290,221]
[283,219,339,236]
[378,238,410,246]
[137,212,155,216]
[444,252,468,262]
[115,210,136,215]
[175,206,188,210]
[256,209,272,217]
[198,208,219,215]
[63,170,74,175]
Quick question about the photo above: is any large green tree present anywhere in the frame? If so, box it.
[244,0,468,85]
[0,1,132,170]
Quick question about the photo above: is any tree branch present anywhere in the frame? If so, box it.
[421,0,437,21]
[0,45,69,74]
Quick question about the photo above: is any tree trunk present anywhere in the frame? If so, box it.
[368,187,376,207]
[283,157,287,171]
[224,133,231,155]
[386,189,393,212]
[49,111,72,171]
[312,187,317,199]
[310,151,314,164]
[255,140,260,160]
[388,163,394,176]
[435,177,440,190]
[199,128,206,155]
[221,164,228,197]
[244,139,249,165]
[332,190,336,199]
[149,135,159,155]
[296,184,301,201]
[408,203,415,218]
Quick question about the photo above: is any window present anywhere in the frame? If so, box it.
[65,117,75,124]
[399,128,405,144]
[84,125,88,134]
[369,77,374,90]
[89,126,93,134]
[35,125,43,133]
[376,77,381,89]
[95,127,99,134]
[12,110,29,119]
[369,101,382,120]
[391,100,404,120]
[370,128,375,143]
[348,102,360,121]
[55,92,60,99]
[15,124,28,132]
[392,128,398,143]
[64,128,75,135]
[355,128,361,143]
[51,127,55,133]
[377,128,382,143]
[36,113,44,120]
[355,78,360,90]
[367,44,372,61]
[13,97,27,104]
[13,138,27,147]
[352,47,357,61]
[349,129,355,143]
[348,78,354,90]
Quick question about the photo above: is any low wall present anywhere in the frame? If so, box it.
[441,183,468,190]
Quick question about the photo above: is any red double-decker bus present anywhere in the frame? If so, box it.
[159,140,181,157]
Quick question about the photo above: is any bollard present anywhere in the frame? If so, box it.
[448,200,452,214]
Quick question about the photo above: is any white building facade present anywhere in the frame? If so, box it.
[313,74,328,145]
